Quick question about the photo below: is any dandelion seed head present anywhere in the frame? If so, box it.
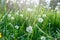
[20,14,23,17]
[11,17,14,20]
[57,2,60,5]
[55,38,57,40]
[8,14,11,17]
[41,36,46,40]
[20,1,24,4]
[55,6,59,10]
[2,16,5,18]
[15,25,19,29]
[26,26,33,33]
[38,18,43,23]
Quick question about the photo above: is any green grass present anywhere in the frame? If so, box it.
[0,5,60,40]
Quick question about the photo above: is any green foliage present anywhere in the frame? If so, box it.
[0,1,60,40]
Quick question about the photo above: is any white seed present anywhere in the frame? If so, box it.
[26,26,33,33]
[15,25,19,29]
[38,18,43,23]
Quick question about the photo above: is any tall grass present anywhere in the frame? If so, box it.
[0,0,60,40]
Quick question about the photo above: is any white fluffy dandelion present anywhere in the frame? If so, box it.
[55,6,59,11]
[20,14,23,17]
[15,25,19,29]
[20,1,24,4]
[55,38,57,40]
[41,36,46,40]
[11,17,14,20]
[2,16,5,18]
[26,26,33,33]
[7,14,11,17]
[57,2,60,5]
[38,18,43,23]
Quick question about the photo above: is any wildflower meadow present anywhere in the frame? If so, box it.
[0,0,60,40]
